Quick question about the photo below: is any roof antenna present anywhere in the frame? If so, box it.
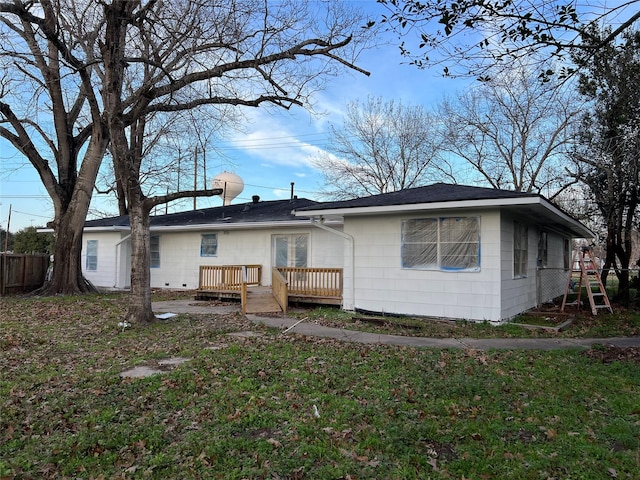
[290,182,294,200]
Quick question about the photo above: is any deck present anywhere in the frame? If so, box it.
[196,265,342,314]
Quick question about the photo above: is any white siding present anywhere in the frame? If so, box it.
[81,232,123,288]
[147,226,344,290]
[500,214,541,319]
[343,209,503,321]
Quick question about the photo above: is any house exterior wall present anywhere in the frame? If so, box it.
[81,225,344,290]
[342,209,503,321]
[81,231,127,289]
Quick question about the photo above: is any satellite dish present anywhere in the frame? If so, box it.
[212,171,244,205]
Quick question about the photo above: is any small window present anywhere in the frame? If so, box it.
[150,235,160,268]
[402,217,480,271]
[86,240,98,271]
[200,234,218,257]
[537,232,548,267]
[563,238,571,270]
[514,222,528,278]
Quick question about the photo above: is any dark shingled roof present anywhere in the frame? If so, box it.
[295,183,540,212]
[84,198,317,228]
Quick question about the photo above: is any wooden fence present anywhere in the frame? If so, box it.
[198,264,262,291]
[1,253,50,296]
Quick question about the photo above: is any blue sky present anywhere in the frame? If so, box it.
[0,1,471,233]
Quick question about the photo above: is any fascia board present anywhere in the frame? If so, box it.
[295,197,542,217]
[149,220,313,232]
[297,196,594,239]
[81,220,316,233]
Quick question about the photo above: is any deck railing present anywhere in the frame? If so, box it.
[198,264,262,291]
[271,268,288,313]
[276,267,342,298]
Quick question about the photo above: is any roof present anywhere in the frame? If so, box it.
[294,183,593,238]
[297,183,538,211]
[83,197,317,231]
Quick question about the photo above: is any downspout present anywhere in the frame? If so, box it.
[310,216,355,310]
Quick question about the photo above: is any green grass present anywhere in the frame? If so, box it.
[1,294,639,479]
[293,304,640,339]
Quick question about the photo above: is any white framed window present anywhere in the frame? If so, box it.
[513,222,528,278]
[86,240,98,271]
[272,234,308,268]
[150,235,160,268]
[200,234,218,257]
[401,217,480,271]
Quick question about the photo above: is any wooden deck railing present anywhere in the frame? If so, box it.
[271,268,288,313]
[276,267,342,298]
[198,265,262,291]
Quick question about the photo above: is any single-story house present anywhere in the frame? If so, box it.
[292,183,593,322]
[81,196,344,291]
[81,183,593,322]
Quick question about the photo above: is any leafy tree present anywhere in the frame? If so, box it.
[0,227,13,252]
[313,96,443,199]
[12,226,55,254]
[377,0,640,79]
[437,61,583,197]
[572,27,640,305]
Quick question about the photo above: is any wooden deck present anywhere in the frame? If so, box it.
[244,286,282,314]
[196,265,342,314]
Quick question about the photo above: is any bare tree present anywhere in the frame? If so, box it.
[572,27,640,305]
[377,0,640,79]
[98,0,373,323]
[1,0,373,323]
[437,63,582,197]
[0,1,109,294]
[313,96,443,199]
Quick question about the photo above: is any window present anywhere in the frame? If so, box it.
[150,235,160,268]
[402,217,480,271]
[563,238,571,270]
[86,240,98,271]
[537,231,548,267]
[513,222,528,278]
[272,234,308,268]
[200,234,218,257]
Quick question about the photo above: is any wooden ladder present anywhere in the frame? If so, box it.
[561,247,613,315]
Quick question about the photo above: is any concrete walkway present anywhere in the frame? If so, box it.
[152,300,640,350]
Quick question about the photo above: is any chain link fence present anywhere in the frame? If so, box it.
[536,267,640,308]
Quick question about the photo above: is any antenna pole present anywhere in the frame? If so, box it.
[193,146,198,210]
[290,182,294,200]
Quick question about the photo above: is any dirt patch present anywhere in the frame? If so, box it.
[583,345,640,364]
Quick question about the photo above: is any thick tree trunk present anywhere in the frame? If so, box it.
[36,210,96,295]
[125,199,155,324]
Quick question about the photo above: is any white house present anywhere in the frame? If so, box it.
[81,183,592,322]
[81,197,344,290]
[293,183,593,322]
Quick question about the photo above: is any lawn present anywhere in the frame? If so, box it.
[1,294,639,479]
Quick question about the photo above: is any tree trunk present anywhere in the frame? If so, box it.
[125,198,156,324]
[38,209,96,294]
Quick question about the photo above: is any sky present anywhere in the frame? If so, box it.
[8,0,627,233]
